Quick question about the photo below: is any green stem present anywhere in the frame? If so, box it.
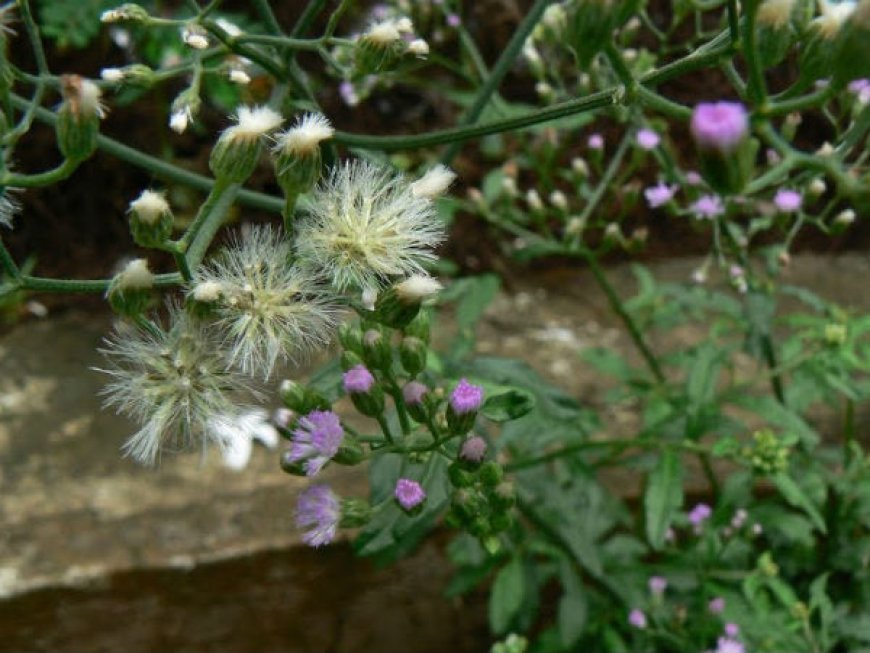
[636,85,692,120]
[440,0,553,164]
[0,237,20,278]
[4,0,49,148]
[376,414,395,445]
[580,251,666,384]
[18,272,181,294]
[698,453,720,497]
[760,332,786,404]
[726,0,740,44]
[838,103,870,155]
[205,23,286,79]
[741,0,767,105]
[324,0,352,38]
[384,373,412,436]
[251,0,283,36]
[1,158,78,187]
[184,181,241,270]
[765,84,835,117]
[844,398,855,465]
[291,0,327,38]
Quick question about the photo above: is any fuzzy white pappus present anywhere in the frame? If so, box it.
[96,304,257,466]
[295,160,446,291]
[129,189,170,225]
[273,113,335,156]
[190,225,340,379]
[114,258,154,290]
[395,274,443,302]
[410,164,456,199]
[222,105,284,143]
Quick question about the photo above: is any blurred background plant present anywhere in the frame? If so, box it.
[2,0,870,651]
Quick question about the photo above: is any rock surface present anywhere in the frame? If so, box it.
[1,255,869,651]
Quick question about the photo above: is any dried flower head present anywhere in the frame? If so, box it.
[129,189,170,225]
[296,160,445,290]
[222,105,283,144]
[190,225,339,379]
[96,304,256,465]
[60,75,106,120]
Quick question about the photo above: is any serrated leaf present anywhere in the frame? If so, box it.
[645,449,684,550]
[489,556,525,634]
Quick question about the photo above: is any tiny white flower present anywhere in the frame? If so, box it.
[808,178,827,196]
[526,188,543,211]
[169,107,192,134]
[228,68,251,85]
[101,67,125,83]
[182,25,209,50]
[273,113,334,156]
[834,208,856,226]
[211,408,279,471]
[407,38,430,56]
[223,105,283,143]
[549,190,568,211]
[410,164,456,199]
[571,157,589,176]
[395,274,443,302]
[129,189,170,225]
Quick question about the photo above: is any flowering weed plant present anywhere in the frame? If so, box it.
[2,0,870,651]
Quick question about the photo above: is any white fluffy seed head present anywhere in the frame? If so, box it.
[192,280,225,302]
[97,304,257,465]
[116,258,154,290]
[224,105,284,143]
[395,275,443,302]
[295,160,446,291]
[169,107,192,133]
[189,224,341,379]
[410,164,456,199]
[757,0,794,28]
[129,189,170,225]
[62,76,106,119]
[273,113,334,156]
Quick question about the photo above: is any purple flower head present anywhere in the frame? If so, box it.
[460,435,488,463]
[849,79,870,104]
[339,80,359,107]
[708,596,726,615]
[773,188,802,213]
[686,170,703,185]
[724,623,740,638]
[296,484,340,547]
[649,576,668,596]
[690,102,749,153]
[628,608,647,629]
[402,380,428,405]
[691,194,724,219]
[644,182,678,208]
[446,13,461,27]
[716,637,745,653]
[288,410,344,476]
[343,364,375,394]
[395,478,426,510]
[636,128,660,150]
[588,133,604,150]
[450,378,484,414]
[689,502,713,527]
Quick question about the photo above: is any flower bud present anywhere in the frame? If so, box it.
[106,258,153,316]
[448,462,476,488]
[491,481,516,509]
[460,435,487,466]
[340,349,365,372]
[361,328,392,370]
[56,75,105,162]
[128,189,173,247]
[479,460,504,487]
[832,208,856,232]
[101,4,149,23]
[271,113,333,199]
[375,275,442,328]
[169,88,201,134]
[333,438,366,466]
[181,24,209,50]
[210,105,283,182]
[566,0,622,66]
[343,364,385,417]
[403,309,431,343]
[402,380,430,423]
[395,478,426,514]
[410,165,456,199]
[399,336,428,376]
[279,379,331,413]
[755,0,797,67]
[339,498,372,527]
[101,64,155,87]
[355,19,408,74]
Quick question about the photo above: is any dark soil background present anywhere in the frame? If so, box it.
[4,0,867,315]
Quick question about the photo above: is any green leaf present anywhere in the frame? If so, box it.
[558,564,588,648]
[481,389,536,422]
[644,449,684,550]
[489,556,525,634]
[37,0,117,48]
[773,472,827,534]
